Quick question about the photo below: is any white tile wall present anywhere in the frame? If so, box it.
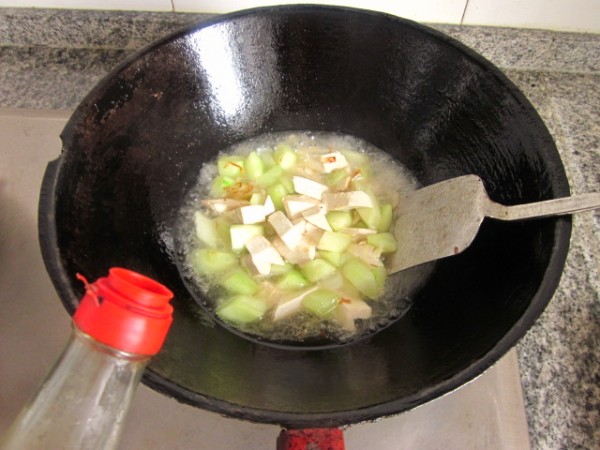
[0,0,172,11]
[172,0,468,24]
[462,0,600,33]
[0,0,599,32]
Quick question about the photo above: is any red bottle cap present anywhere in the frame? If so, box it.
[73,268,174,356]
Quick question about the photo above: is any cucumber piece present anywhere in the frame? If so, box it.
[267,183,288,210]
[326,169,349,190]
[245,151,265,180]
[357,192,381,230]
[192,248,237,275]
[230,224,264,252]
[218,156,244,178]
[214,217,232,250]
[367,232,398,253]
[318,250,344,267]
[371,265,387,295]
[221,269,259,295]
[378,203,393,232]
[300,259,337,283]
[210,175,234,197]
[256,165,284,188]
[326,211,353,231]
[317,231,352,253]
[250,192,266,205]
[341,258,379,299]
[302,289,340,317]
[216,295,268,324]
[269,262,294,275]
[339,149,368,167]
[261,151,277,168]
[194,211,219,248]
[274,143,298,170]
[276,270,309,290]
[280,175,295,193]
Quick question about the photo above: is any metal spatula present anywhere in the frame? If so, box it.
[387,175,600,274]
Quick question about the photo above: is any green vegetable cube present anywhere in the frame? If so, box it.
[357,192,381,230]
[210,175,234,197]
[367,232,398,253]
[192,249,237,275]
[326,211,353,231]
[378,204,393,232]
[221,269,259,295]
[218,156,244,178]
[276,270,309,290]
[317,231,352,252]
[268,183,288,210]
[216,295,268,324]
[302,289,340,317]
[194,211,219,248]
[256,165,284,188]
[245,151,265,180]
[274,143,298,170]
[371,265,387,295]
[300,259,337,283]
[326,169,350,190]
[318,250,344,267]
[341,258,378,299]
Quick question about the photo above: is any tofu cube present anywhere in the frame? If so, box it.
[268,211,306,250]
[336,298,372,332]
[283,195,320,219]
[201,198,249,214]
[301,205,332,231]
[348,242,383,266]
[292,176,329,200]
[273,286,318,321]
[245,235,285,276]
[322,191,373,210]
[320,152,349,173]
[272,237,315,265]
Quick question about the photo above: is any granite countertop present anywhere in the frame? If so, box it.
[1,8,598,449]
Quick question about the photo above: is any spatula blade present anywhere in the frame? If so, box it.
[387,175,488,274]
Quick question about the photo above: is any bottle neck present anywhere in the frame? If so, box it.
[71,325,151,363]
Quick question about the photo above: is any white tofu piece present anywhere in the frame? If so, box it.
[322,191,373,210]
[263,195,276,216]
[233,205,268,224]
[245,235,285,275]
[282,195,320,219]
[339,227,377,241]
[348,242,383,266]
[272,237,315,265]
[301,205,332,231]
[304,222,325,246]
[336,299,372,332]
[273,286,318,321]
[201,198,249,214]
[292,176,329,200]
[230,224,263,252]
[241,254,268,277]
[267,211,305,250]
[320,152,349,173]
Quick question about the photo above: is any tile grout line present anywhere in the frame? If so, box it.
[460,0,470,25]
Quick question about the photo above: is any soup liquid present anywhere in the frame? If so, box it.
[177,131,433,344]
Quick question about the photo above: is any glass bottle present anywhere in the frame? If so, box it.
[0,268,174,450]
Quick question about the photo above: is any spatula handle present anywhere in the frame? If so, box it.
[486,192,600,221]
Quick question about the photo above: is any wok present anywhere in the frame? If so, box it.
[39,5,570,428]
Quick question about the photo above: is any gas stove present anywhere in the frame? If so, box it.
[0,107,531,449]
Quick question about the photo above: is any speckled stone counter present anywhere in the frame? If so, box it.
[1,8,598,449]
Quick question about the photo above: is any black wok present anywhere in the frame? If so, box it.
[39,5,570,428]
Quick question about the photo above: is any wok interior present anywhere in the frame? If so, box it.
[44,7,570,427]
